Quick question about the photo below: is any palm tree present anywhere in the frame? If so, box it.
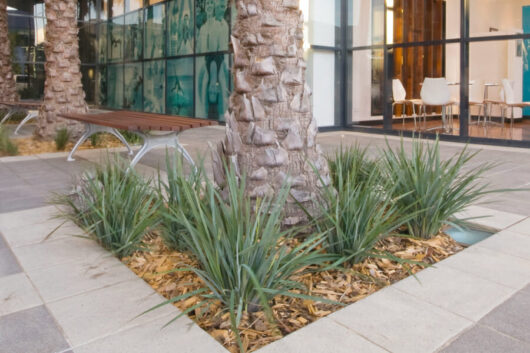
[0,0,19,102]
[212,0,331,225]
[38,0,87,137]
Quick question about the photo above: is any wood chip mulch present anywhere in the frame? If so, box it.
[122,233,464,353]
[13,135,127,156]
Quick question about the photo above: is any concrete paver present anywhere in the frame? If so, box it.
[506,217,530,236]
[392,265,514,321]
[328,287,472,353]
[0,273,42,317]
[0,247,22,277]
[440,325,530,353]
[477,230,530,261]
[0,306,70,353]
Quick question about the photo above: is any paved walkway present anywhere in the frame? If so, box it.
[1,129,529,353]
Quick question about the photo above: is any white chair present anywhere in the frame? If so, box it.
[420,77,456,133]
[468,80,486,126]
[392,79,422,130]
[501,79,530,134]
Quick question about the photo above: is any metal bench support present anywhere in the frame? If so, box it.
[129,131,195,169]
[14,110,39,135]
[0,108,18,125]
[67,122,134,162]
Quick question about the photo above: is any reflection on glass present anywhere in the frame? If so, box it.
[79,24,97,64]
[351,0,384,47]
[144,4,165,59]
[195,54,229,119]
[351,49,383,124]
[301,0,338,47]
[78,0,98,22]
[15,63,45,100]
[168,0,194,56]
[470,0,524,37]
[195,0,230,54]
[124,63,143,110]
[144,60,165,113]
[124,11,143,60]
[107,64,123,109]
[111,0,124,17]
[98,22,107,63]
[108,16,124,62]
[98,66,107,106]
[81,65,96,103]
[167,58,194,116]
[125,0,143,13]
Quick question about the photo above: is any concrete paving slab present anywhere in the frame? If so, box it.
[12,236,108,272]
[440,245,530,290]
[0,206,58,232]
[256,317,388,353]
[0,247,22,277]
[328,287,472,353]
[392,265,514,321]
[0,273,42,317]
[0,305,70,353]
[439,325,530,353]
[72,312,226,353]
[506,217,530,236]
[453,205,526,231]
[1,220,78,249]
[479,289,530,344]
[27,255,139,303]
[523,284,530,294]
[0,233,6,249]
[47,279,180,346]
[477,230,530,261]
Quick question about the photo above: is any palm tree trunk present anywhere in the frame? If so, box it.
[38,0,86,138]
[0,0,19,102]
[212,0,331,226]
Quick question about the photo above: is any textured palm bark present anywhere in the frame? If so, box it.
[38,0,86,137]
[0,0,19,102]
[212,0,331,226]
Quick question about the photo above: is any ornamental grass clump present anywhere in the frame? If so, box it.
[313,151,411,266]
[157,153,203,251]
[0,126,18,156]
[55,156,161,258]
[154,165,336,351]
[380,138,494,239]
[55,127,71,151]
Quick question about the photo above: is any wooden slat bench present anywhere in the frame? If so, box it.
[0,100,42,135]
[59,110,218,167]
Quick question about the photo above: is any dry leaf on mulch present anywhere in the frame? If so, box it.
[122,233,464,353]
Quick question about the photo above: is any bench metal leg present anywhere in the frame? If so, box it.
[0,108,17,125]
[14,110,38,135]
[67,123,134,162]
[128,131,195,170]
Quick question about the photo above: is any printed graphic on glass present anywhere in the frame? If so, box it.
[124,10,143,60]
[144,60,165,113]
[107,64,123,109]
[195,0,230,54]
[98,22,107,63]
[167,58,193,116]
[98,66,107,106]
[144,4,165,59]
[108,16,124,62]
[168,0,194,56]
[195,54,229,119]
[124,63,143,111]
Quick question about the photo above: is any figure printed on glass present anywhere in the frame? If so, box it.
[124,11,143,60]
[196,54,229,119]
[195,0,230,53]
[144,60,165,113]
[167,58,194,116]
[168,0,194,56]
[145,4,165,59]
[124,64,143,111]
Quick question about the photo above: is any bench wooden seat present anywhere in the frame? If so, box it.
[59,110,218,167]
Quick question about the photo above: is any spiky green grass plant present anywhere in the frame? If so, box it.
[0,126,18,156]
[155,165,337,351]
[55,156,161,258]
[54,127,70,151]
[380,138,494,239]
[314,150,410,266]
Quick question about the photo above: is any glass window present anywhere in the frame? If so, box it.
[306,49,338,126]
[351,0,385,47]
[107,64,123,109]
[125,0,143,13]
[144,4,165,59]
[351,49,384,124]
[167,58,194,116]
[78,0,98,22]
[168,0,194,56]
[143,60,166,113]
[97,65,107,106]
[108,16,124,62]
[195,0,230,54]
[15,63,44,100]
[195,54,230,119]
[470,0,527,38]
[98,22,107,63]
[81,65,96,104]
[124,10,143,60]
[79,23,97,64]
[124,63,143,110]
[301,0,340,47]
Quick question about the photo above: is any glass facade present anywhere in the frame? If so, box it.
[6,0,530,146]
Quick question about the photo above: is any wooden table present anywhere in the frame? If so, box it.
[0,100,42,135]
[59,110,218,167]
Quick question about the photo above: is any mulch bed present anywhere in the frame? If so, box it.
[123,233,464,353]
[12,135,127,156]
